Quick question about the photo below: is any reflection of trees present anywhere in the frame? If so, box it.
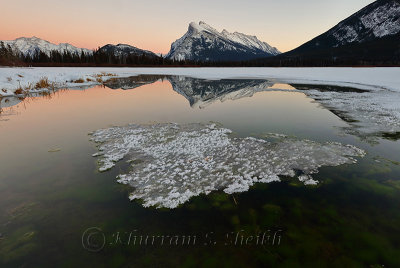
[3,74,400,142]
[103,75,168,90]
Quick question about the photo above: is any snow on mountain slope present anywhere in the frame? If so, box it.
[166,21,280,62]
[291,0,400,52]
[329,0,400,46]
[98,44,158,58]
[359,1,400,38]
[279,0,400,61]
[221,30,280,55]
[2,37,92,57]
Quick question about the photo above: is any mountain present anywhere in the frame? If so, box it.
[166,21,280,62]
[2,37,92,57]
[168,76,274,108]
[275,0,400,64]
[98,44,158,58]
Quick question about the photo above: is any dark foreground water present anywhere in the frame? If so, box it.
[0,76,400,267]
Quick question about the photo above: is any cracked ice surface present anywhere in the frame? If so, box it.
[90,123,365,209]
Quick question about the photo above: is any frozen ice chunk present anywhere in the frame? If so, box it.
[90,123,365,209]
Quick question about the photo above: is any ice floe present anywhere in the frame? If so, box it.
[90,123,365,209]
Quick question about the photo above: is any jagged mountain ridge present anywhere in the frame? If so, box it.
[166,21,280,62]
[1,37,160,62]
[2,37,93,57]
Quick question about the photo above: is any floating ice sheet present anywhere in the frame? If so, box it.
[90,123,365,209]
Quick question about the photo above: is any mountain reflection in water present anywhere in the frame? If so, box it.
[1,74,400,140]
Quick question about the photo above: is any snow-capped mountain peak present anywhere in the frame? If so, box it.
[2,36,92,57]
[166,21,280,62]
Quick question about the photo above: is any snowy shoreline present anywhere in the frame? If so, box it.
[1,67,400,96]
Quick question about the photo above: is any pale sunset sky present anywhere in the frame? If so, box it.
[1,0,375,53]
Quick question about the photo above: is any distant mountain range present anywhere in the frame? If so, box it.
[165,21,280,62]
[2,37,92,57]
[1,0,399,65]
[1,37,159,59]
[1,22,280,62]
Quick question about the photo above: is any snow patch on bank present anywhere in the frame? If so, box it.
[90,123,365,209]
[0,68,135,96]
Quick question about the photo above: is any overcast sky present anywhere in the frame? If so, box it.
[1,0,375,53]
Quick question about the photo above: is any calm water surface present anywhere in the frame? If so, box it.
[0,76,400,267]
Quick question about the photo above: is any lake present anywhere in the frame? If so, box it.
[1,74,400,267]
